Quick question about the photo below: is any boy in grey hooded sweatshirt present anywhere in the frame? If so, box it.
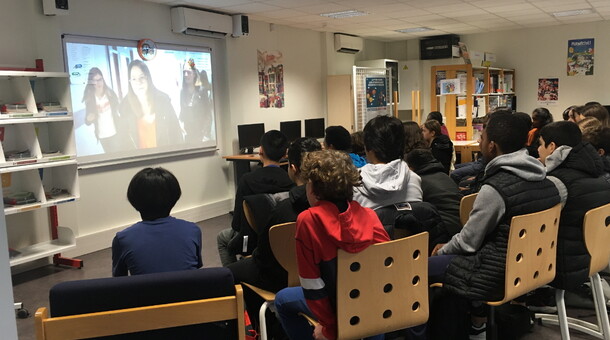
[353,115,423,209]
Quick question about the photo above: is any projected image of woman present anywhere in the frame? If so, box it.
[82,67,123,153]
[180,59,212,143]
[120,59,183,149]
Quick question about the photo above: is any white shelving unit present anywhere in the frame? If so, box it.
[0,71,80,268]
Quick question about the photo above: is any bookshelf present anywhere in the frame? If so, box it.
[0,71,81,268]
[431,64,515,140]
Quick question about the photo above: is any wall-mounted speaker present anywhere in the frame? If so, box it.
[232,14,249,37]
[43,0,69,16]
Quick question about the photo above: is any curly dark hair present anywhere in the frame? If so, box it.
[300,150,360,202]
[403,121,428,154]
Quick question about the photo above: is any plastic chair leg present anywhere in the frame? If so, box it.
[591,273,610,340]
[487,306,498,340]
[556,288,572,340]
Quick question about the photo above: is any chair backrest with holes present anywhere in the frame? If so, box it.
[583,202,610,277]
[489,204,562,306]
[269,222,299,287]
[335,232,429,339]
[459,193,477,226]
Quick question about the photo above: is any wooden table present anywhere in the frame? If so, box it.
[223,154,264,188]
[454,140,480,163]
[223,154,288,188]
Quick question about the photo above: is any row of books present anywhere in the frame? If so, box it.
[0,101,69,117]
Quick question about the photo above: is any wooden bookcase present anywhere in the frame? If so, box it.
[0,71,81,268]
[430,64,515,140]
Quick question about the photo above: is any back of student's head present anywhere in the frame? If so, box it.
[532,107,553,127]
[578,116,603,140]
[300,149,360,202]
[127,167,181,220]
[486,114,529,154]
[539,121,582,148]
[597,127,610,155]
[260,130,288,162]
[403,121,427,154]
[405,148,436,173]
[513,112,533,130]
[363,115,405,163]
[582,103,610,127]
[351,131,365,156]
[562,105,577,121]
[287,137,322,169]
[423,120,442,136]
[483,109,513,128]
[427,111,444,125]
[324,125,352,151]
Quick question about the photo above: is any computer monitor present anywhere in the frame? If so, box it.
[237,123,265,154]
[304,118,325,139]
[280,120,301,142]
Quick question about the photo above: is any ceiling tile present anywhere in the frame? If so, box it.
[261,0,328,8]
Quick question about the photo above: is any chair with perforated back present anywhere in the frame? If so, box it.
[537,202,610,340]
[302,232,430,339]
[459,193,477,226]
[243,200,257,233]
[35,267,245,340]
[484,203,562,340]
[240,222,298,340]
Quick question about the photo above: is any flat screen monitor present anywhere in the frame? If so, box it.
[280,120,301,142]
[238,123,265,153]
[304,118,325,139]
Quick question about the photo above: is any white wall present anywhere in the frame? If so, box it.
[2,0,234,262]
[389,21,610,122]
[461,21,610,120]
[225,21,326,137]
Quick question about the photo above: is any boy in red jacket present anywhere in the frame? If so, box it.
[275,149,390,340]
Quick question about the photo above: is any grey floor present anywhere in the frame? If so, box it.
[11,213,596,340]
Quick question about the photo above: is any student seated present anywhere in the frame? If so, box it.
[274,149,390,340]
[406,148,462,235]
[324,125,366,167]
[427,111,449,136]
[354,115,422,209]
[422,120,453,174]
[112,167,202,276]
[538,121,610,290]
[579,121,610,175]
[227,137,322,331]
[217,130,294,266]
[526,108,553,158]
[429,114,562,336]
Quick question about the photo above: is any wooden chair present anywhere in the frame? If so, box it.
[241,222,299,340]
[303,232,430,339]
[485,203,562,340]
[36,286,245,340]
[537,202,610,340]
[243,200,257,233]
[459,193,477,226]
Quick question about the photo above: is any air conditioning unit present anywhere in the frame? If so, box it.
[334,34,363,54]
[171,7,233,39]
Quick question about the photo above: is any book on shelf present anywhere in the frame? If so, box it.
[457,96,467,118]
[435,71,446,95]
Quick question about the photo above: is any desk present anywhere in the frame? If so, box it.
[223,154,263,188]
[454,140,480,163]
[223,154,289,189]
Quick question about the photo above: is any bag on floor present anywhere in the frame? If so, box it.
[496,304,534,340]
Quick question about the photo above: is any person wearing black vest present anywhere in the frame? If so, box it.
[538,121,610,291]
[428,114,561,338]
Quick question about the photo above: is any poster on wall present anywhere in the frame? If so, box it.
[365,77,387,108]
[537,78,559,104]
[258,50,284,108]
[567,38,594,76]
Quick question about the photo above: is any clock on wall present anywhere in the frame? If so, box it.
[137,39,157,61]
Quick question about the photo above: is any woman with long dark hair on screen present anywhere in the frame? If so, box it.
[120,59,183,149]
[180,59,213,143]
[82,67,123,153]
